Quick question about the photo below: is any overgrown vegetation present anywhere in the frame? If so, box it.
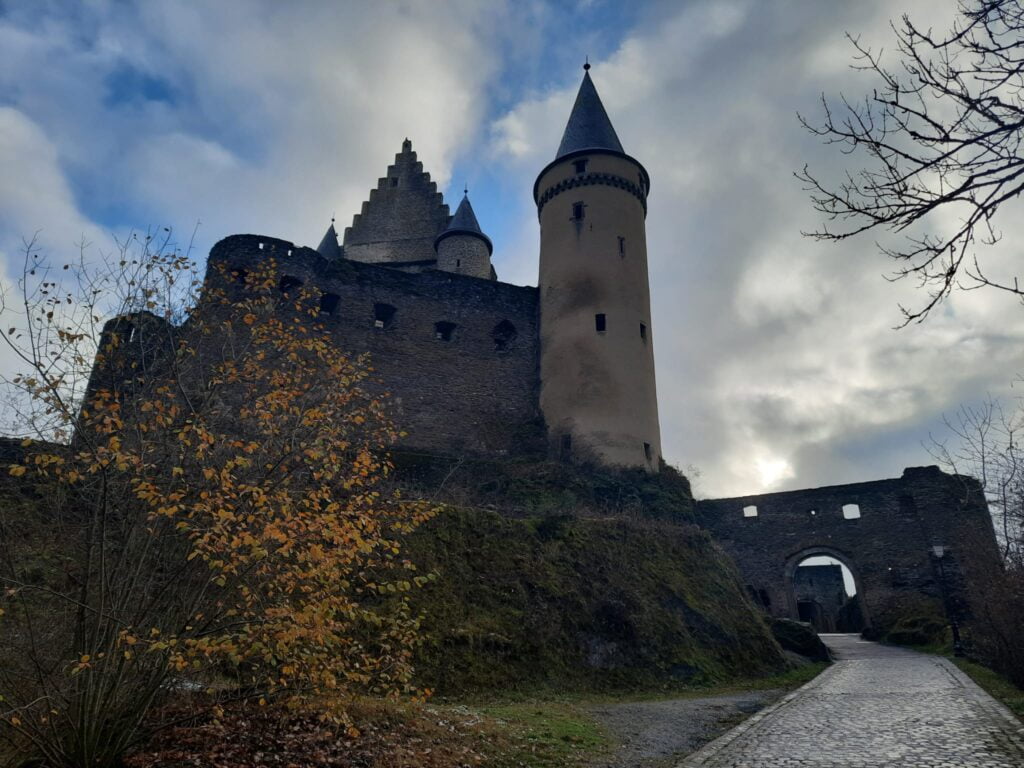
[0,239,433,767]
[401,506,786,695]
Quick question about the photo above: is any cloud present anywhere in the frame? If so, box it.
[4,0,1022,498]
[490,0,1024,496]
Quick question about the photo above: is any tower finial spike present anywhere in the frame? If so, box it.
[464,183,468,196]
[583,56,590,72]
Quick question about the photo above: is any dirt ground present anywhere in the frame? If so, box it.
[586,689,783,767]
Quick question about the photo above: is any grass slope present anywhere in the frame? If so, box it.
[404,507,787,695]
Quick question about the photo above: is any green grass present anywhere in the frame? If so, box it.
[953,658,1024,719]
[480,700,612,767]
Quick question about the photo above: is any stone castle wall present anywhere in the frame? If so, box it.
[697,466,998,631]
[208,235,542,458]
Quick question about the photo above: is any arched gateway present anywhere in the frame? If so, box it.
[697,466,998,632]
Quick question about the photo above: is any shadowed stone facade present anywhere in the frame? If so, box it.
[210,235,541,458]
[698,466,999,632]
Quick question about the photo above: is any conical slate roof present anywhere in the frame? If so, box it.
[434,193,493,255]
[316,221,342,260]
[555,68,624,159]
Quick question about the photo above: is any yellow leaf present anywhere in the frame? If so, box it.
[8,465,26,477]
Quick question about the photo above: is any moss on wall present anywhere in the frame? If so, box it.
[402,507,786,694]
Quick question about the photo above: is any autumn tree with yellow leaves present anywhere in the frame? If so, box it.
[0,233,433,767]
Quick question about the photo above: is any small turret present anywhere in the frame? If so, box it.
[434,190,494,280]
[316,219,342,260]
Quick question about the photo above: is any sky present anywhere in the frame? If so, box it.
[2,0,1024,498]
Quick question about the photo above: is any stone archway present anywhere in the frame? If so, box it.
[784,546,871,631]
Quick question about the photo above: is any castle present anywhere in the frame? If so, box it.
[208,65,661,471]
[97,66,1000,634]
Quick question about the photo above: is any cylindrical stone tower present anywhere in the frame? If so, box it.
[534,65,662,471]
[434,191,495,280]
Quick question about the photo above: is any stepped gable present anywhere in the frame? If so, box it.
[343,138,451,265]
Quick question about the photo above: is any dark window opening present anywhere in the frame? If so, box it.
[434,321,457,341]
[373,303,396,329]
[573,158,588,174]
[758,589,772,609]
[618,236,625,257]
[456,259,461,268]
[279,275,303,294]
[230,267,247,284]
[595,313,606,333]
[319,292,340,315]
[640,322,647,342]
[572,201,585,221]
[643,442,652,461]
[390,177,398,187]
[492,319,517,351]
[560,433,572,460]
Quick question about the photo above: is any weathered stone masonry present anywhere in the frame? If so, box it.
[208,235,542,458]
[698,466,999,630]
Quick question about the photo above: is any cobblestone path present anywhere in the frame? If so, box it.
[681,634,1024,767]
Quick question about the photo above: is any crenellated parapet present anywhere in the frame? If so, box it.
[205,234,543,457]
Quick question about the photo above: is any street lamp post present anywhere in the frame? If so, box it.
[931,545,965,657]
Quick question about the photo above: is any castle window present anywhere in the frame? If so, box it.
[595,313,606,333]
[618,236,626,257]
[572,201,585,221]
[640,322,647,342]
[456,259,461,268]
[390,177,398,187]
[560,433,572,460]
[319,292,340,315]
[279,275,303,294]
[743,505,758,518]
[573,158,588,175]
[434,321,457,341]
[842,503,862,520]
[373,303,396,329]
[492,320,517,351]
[230,267,247,284]
[643,442,652,461]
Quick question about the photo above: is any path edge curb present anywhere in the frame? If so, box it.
[676,662,837,767]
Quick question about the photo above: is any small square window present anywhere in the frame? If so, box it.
[390,177,399,187]
[595,313,606,333]
[434,321,457,341]
[373,303,396,329]
[743,505,758,518]
[572,202,585,221]
[319,292,340,315]
[842,503,862,520]
[573,158,588,174]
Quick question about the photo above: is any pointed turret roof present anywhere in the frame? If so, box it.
[434,191,493,255]
[316,220,342,259]
[534,63,650,206]
[555,66,624,160]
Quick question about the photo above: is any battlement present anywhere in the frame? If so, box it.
[697,465,997,630]
[206,234,543,458]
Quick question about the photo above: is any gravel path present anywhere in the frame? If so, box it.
[587,689,785,768]
[681,634,1024,767]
